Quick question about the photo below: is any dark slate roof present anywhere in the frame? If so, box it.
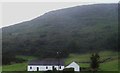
[28,58,64,66]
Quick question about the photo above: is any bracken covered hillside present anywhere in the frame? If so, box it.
[2,4,118,57]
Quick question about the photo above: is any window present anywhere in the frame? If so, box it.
[46,66,48,69]
[30,67,32,69]
[59,66,61,69]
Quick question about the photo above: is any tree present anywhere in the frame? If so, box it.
[90,53,100,72]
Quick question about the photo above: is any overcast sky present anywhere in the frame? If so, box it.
[1,0,119,28]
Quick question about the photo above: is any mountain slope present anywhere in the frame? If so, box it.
[2,4,118,56]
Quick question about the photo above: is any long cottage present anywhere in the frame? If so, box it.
[28,58,65,71]
[28,58,80,71]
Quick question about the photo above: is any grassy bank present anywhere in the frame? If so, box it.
[2,63,27,71]
[2,56,37,71]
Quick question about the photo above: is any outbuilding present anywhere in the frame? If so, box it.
[65,61,80,72]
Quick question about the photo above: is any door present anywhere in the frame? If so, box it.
[37,67,39,71]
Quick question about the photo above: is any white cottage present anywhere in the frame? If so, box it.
[28,58,80,72]
[65,61,80,72]
[28,58,65,71]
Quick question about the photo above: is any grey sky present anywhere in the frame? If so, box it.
[1,1,119,28]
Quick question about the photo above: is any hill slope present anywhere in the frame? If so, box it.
[2,4,118,56]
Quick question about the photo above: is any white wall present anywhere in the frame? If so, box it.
[28,65,64,71]
[65,62,80,72]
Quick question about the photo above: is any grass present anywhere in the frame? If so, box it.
[65,51,119,71]
[2,63,27,71]
[100,59,118,71]
[65,53,91,67]
[1,51,119,72]
[2,56,37,71]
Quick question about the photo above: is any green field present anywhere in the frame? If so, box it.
[1,56,37,71]
[2,63,27,71]
[65,51,118,71]
[1,51,119,72]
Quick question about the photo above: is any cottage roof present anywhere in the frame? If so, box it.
[66,61,79,67]
[28,58,64,66]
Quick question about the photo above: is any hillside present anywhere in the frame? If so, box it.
[2,4,118,58]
